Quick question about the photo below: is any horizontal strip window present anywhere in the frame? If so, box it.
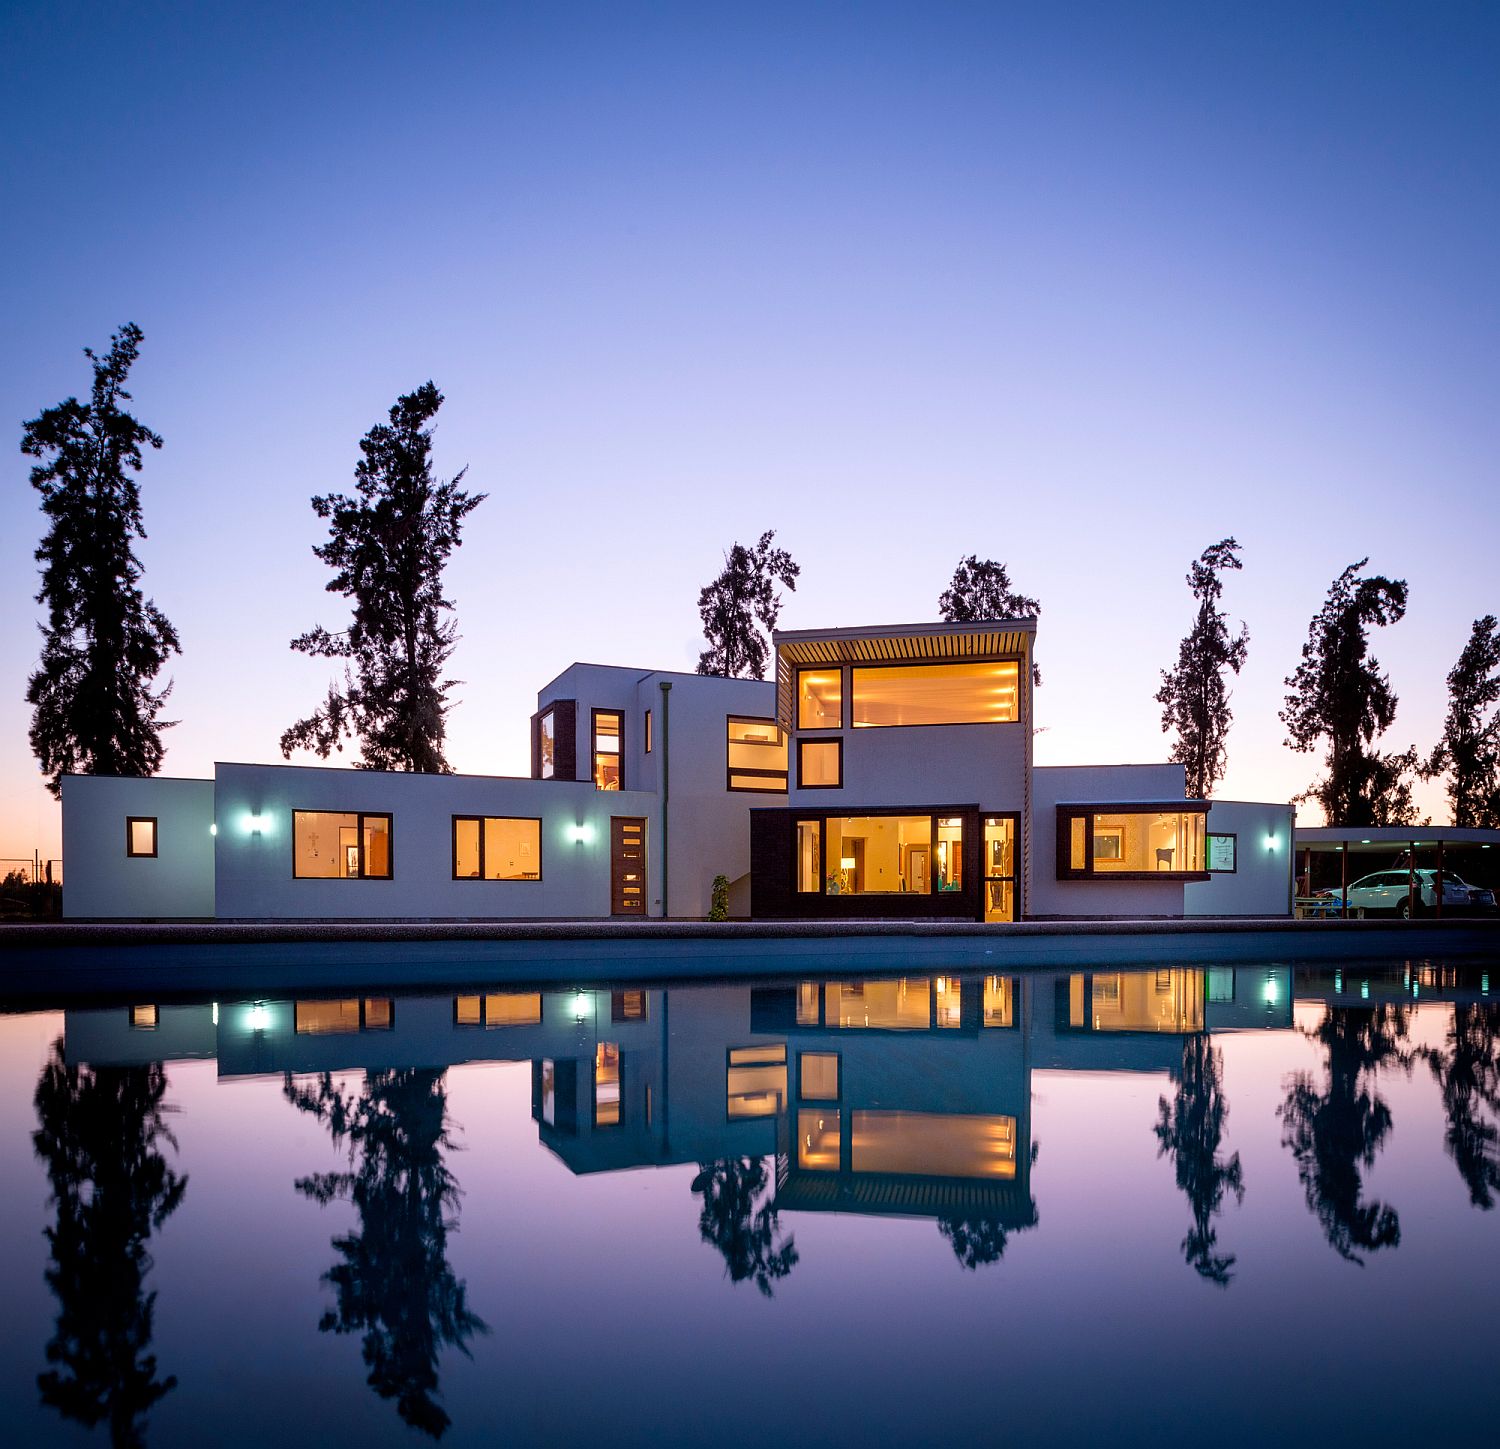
[1056,804,1209,880]
[453,816,542,880]
[295,998,394,1034]
[293,811,392,879]
[797,737,842,789]
[727,715,787,792]
[851,660,1019,728]
[455,992,542,1027]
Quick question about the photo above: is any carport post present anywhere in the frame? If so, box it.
[1436,839,1445,918]
[1408,844,1417,918]
[1341,844,1349,919]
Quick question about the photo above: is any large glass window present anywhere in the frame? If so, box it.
[1058,806,1208,878]
[850,1111,1017,1179]
[538,709,556,779]
[851,660,1019,727]
[798,1108,841,1170]
[593,710,622,790]
[454,992,542,1027]
[453,816,542,880]
[796,820,822,893]
[984,816,1018,922]
[797,668,842,730]
[797,738,842,789]
[726,716,787,791]
[935,817,963,892]
[827,978,935,1030]
[294,998,394,1034]
[293,811,392,879]
[825,815,932,895]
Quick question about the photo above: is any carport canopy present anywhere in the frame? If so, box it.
[1293,825,1500,916]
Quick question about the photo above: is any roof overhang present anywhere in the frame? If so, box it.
[774,618,1036,729]
[1294,825,1500,853]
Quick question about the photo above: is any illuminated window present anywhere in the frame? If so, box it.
[594,1043,622,1126]
[452,816,542,880]
[1057,806,1209,878]
[798,1107,841,1170]
[796,981,821,1024]
[538,709,556,779]
[851,1111,1016,1179]
[130,1004,158,1030]
[612,990,647,1022]
[454,994,482,1026]
[797,668,842,730]
[293,811,392,879]
[593,710,622,790]
[294,1000,360,1034]
[796,820,822,893]
[984,816,1018,921]
[826,978,933,1030]
[644,709,652,754]
[851,660,1019,728]
[363,998,393,1031]
[455,992,541,1027]
[799,1052,840,1101]
[983,976,1014,1027]
[126,817,157,857]
[727,1043,787,1118]
[935,975,962,1027]
[727,716,787,792]
[797,738,842,789]
[1066,969,1205,1033]
[935,818,963,892]
[825,816,932,895]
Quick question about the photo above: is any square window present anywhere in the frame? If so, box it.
[126,817,157,857]
[797,738,842,789]
[799,1052,839,1101]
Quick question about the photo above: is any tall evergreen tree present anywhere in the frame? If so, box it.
[22,323,180,796]
[281,384,484,772]
[938,555,1042,684]
[1280,559,1416,826]
[689,1156,798,1296]
[1422,616,1500,827]
[1155,538,1249,799]
[695,530,799,680]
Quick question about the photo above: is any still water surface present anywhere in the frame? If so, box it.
[1,960,1497,1447]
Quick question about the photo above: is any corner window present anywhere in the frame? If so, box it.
[453,816,542,880]
[727,716,787,791]
[538,709,556,779]
[851,660,1019,727]
[593,709,622,790]
[797,668,843,730]
[1056,805,1208,879]
[797,738,842,789]
[126,817,157,858]
[1207,833,1237,873]
[293,810,393,879]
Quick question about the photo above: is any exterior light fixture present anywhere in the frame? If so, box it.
[571,991,591,1022]
[246,812,264,836]
[1263,974,1280,1006]
[247,1003,271,1031]
[568,823,592,844]
[210,822,218,836]
[1360,838,1371,845]
[1265,834,1278,850]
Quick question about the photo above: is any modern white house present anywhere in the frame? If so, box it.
[59,617,1294,921]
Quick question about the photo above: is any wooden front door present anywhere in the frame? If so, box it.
[610,817,647,916]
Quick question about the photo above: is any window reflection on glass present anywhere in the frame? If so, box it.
[825,816,932,895]
[851,660,1019,727]
[130,1004,158,1030]
[594,1042,622,1125]
[612,990,647,1022]
[796,982,821,1025]
[934,976,962,1027]
[798,1107,841,1170]
[797,668,842,730]
[827,978,932,1030]
[1066,970,1205,1032]
[454,995,482,1026]
[850,1111,1016,1179]
[540,1059,557,1126]
[362,998,393,1030]
[485,992,541,1026]
[796,820,821,893]
[539,710,555,779]
[295,999,361,1035]
[727,1044,787,1118]
[593,711,622,790]
[799,1052,839,1101]
[983,976,1014,1028]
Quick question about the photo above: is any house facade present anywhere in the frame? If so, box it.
[59,618,1293,921]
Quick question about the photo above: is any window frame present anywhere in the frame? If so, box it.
[592,707,624,791]
[291,809,394,880]
[644,708,652,754]
[726,1042,789,1121]
[726,714,789,793]
[125,816,158,858]
[849,656,1024,730]
[1206,832,1238,874]
[450,814,544,882]
[796,666,844,731]
[1055,802,1211,881]
[537,707,556,779]
[796,736,843,790]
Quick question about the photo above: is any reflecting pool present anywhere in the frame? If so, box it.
[1,960,1497,1446]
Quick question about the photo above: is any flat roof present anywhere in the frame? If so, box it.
[1294,825,1500,852]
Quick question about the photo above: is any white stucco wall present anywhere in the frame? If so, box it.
[1029,764,1189,918]
[1185,801,1296,916]
[61,775,215,918]
[213,762,661,919]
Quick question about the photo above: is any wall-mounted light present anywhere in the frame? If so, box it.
[210,822,218,836]
[1262,973,1280,1006]
[567,823,593,844]
[571,990,591,1022]
[245,812,265,836]
[1265,834,1278,851]
[246,1003,271,1032]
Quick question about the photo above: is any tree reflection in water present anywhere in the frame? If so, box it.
[284,1068,487,1439]
[938,1214,1012,1269]
[1155,1036,1245,1286]
[1278,1005,1410,1263]
[690,1156,798,1295]
[1423,1003,1500,1208]
[32,1038,187,1448]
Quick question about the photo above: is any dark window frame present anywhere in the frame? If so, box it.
[129,1004,158,1030]
[796,665,845,732]
[291,809,394,880]
[126,816,158,858]
[537,707,556,779]
[726,713,789,793]
[983,812,1023,921]
[592,707,624,791]
[725,1042,789,1122]
[796,736,844,790]
[1055,802,1211,882]
[849,656,1025,730]
[797,1049,841,1103]
[292,998,396,1035]
[644,708,652,754]
[450,814,543,882]
[1207,832,1238,874]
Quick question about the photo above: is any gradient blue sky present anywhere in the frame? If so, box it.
[3,1,1498,863]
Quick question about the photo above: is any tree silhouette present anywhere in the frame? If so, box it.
[282,382,485,772]
[1155,1035,1245,1285]
[1155,538,1250,799]
[22,323,180,796]
[695,531,799,680]
[1422,1003,1500,1208]
[1278,1005,1410,1263]
[1422,616,1500,827]
[938,555,1042,685]
[689,1156,798,1295]
[32,1038,187,1447]
[938,1214,1014,1270]
[1281,559,1416,826]
[285,1068,487,1438]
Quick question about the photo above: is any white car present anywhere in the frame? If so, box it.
[1332,868,1497,919]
